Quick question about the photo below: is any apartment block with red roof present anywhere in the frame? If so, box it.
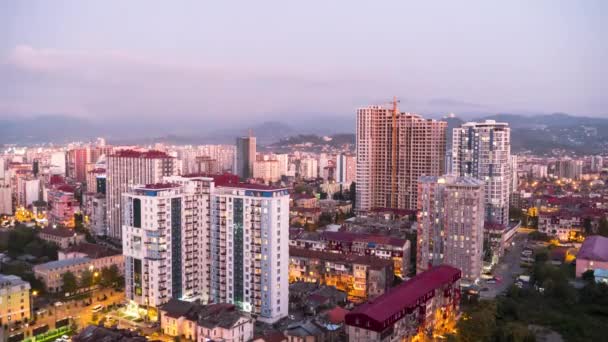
[345,265,461,342]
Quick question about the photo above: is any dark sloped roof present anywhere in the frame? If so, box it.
[160,300,248,329]
[64,243,121,258]
[289,247,393,269]
[346,265,460,323]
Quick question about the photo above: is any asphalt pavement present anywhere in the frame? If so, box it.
[480,232,528,299]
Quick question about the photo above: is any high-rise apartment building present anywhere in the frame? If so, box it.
[452,120,511,226]
[209,180,289,323]
[356,103,446,213]
[67,147,90,183]
[0,183,11,215]
[299,158,318,179]
[236,135,256,179]
[50,151,66,175]
[510,155,518,194]
[106,150,176,239]
[122,177,212,308]
[253,160,280,183]
[122,175,289,323]
[417,175,484,284]
[591,156,604,173]
[336,154,356,186]
[555,159,583,180]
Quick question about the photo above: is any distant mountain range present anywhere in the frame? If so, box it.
[1,113,607,154]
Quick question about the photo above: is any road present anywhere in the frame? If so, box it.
[480,232,528,299]
[11,288,125,340]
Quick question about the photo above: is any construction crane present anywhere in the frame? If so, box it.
[390,96,400,208]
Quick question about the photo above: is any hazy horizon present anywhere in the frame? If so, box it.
[1,1,607,125]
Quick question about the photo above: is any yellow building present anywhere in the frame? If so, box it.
[0,274,31,326]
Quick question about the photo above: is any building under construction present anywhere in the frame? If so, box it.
[356,99,446,214]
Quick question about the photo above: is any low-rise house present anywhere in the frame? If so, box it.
[289,247,393,302]
[38,225,85,249]
[345,265,461,342]
[290,230,411,277]
[253,331,287,342]
[33,257,92,293]
[284,319,342,342]
[538,210,583,241]
[292,194,319,208]
[72,325,149,342]
[484,222,520,264]
[59,242,125,275]
[576,235,608,277]
[159,299,254,342]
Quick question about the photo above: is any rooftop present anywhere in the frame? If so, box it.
[0,274,30,288]
[160,299,249,329]
[578,235,608,262]
[72,325,152,342]
[55,184,76,193]
[40,225,82,238]
[325,306,349,324]
[290,247,393,269]
[110,149,172,159]
[63,243,121,259]
[140,183,180,190]
[34,257,91,272]
[321,231,407,247]
[346,265,460,324]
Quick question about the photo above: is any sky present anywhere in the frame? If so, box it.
[0,0,606,131]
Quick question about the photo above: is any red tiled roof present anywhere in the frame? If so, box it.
[346,265,460,323]
[56,184,75,193]
[89,168,106,174]
[578,236,608,262]
[325,306,349,324]
[50,175,65,185]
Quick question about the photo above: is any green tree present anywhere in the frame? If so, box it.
[61,271,78,294]
[598,218,608,237]
[349,182,356,206]
[457,300,497,342]
[494,322,536,342]
[318,212,333,226]
[509,206,523,222]
[583,217,593,236]
[80,269,93,288]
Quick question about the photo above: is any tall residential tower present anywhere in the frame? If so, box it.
[236,134,256,179]
[452,120,511,226]
[106,150,177,238]
[417,175,485,284]
[122,175,289,323]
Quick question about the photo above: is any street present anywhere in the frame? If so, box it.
[12,288,125,340]
[480,232,528,299]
